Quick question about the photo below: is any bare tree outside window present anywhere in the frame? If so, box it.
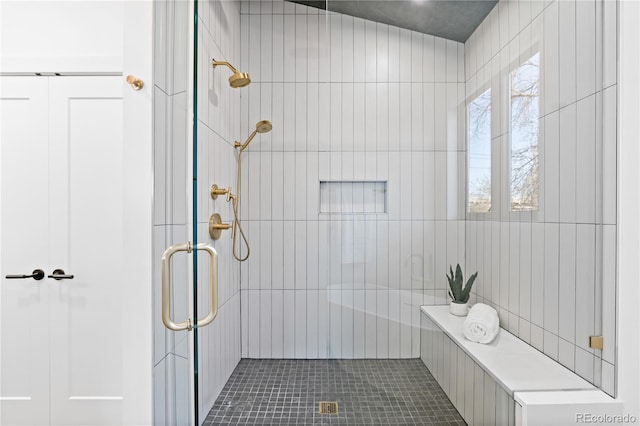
[510,52,540,211]
[468,89,492,213]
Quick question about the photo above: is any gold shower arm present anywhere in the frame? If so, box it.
[234,130,258,151]
[212,58,251,88]
[212,59,238,73]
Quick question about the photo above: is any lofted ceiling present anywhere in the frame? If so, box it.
[287,0,498,43]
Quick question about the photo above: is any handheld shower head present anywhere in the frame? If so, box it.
[231,121,273,262]
[235,120,273,151]
[255,120,272,133]
[212,58,251,88]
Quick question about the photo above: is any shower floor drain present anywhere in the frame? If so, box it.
[318,401,338,414]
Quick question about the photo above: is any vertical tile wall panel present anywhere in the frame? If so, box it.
[559,104,577,223]
[575,224,597,352]
[271,289,284,358]
[442,335,451,396]
[544,330,559,361]
[558,0,577,109]
[483,372,497,425]
[448,339,458,405]
[260,291,272,357]
[248,290,260,357]
[283,290,295,357]
[558,224,577,344]
[464,355,475,422]
[495,385,510,426]
[456,347,466,418]
[577,95,597,224]
[473,365,485,426]
[601,225,616,364]
[508,222,520,316]
[559,337,576,371]
[576,0,597,100]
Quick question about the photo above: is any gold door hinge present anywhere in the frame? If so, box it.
[589,336,603,350]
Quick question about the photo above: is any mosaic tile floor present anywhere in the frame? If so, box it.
[205,359,466,425]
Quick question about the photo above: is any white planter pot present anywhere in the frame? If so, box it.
[449,301,468,316]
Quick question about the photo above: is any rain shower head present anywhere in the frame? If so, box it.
[235,120,272,151]
[212,58,251,88]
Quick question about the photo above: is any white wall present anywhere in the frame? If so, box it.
[0,1,123,73]
[464,0,617,393]
[238,1,465,360]
[617,0,640,419]
[122,1,154,423]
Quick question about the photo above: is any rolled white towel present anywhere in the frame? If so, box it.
[463,303,500,344]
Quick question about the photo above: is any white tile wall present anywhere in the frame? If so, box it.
[239,1,464,359]
[464,0,617,392]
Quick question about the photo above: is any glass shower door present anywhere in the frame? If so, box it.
[154,0,210,424]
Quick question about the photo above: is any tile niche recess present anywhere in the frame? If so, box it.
[319,181,387,214]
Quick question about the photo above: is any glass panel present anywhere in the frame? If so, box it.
[195,0,257,423]
[192,0,200,424]
[152,0,195,425]
[509,52,540,212]
[468,88,492,213]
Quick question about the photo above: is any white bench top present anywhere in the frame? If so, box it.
[421,305,595,395]
[514,390,618,406]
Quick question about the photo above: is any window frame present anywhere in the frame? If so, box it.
[508,51,541,215]
[466,86,493,216]
[505,44,543,223]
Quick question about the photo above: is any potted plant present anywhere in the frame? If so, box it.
[447,264,478,316]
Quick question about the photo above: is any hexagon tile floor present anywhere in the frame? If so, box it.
[204,359,466,425]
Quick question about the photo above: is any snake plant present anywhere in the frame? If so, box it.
[447,264,478,303]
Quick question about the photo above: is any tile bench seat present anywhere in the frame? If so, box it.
[420,305,620,425]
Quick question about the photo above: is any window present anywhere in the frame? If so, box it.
[510,52,540,212]
[467,88,492,213]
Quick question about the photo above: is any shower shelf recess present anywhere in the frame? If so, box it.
[319,180,387,214]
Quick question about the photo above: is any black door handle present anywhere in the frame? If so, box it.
[48,269,74,280]
[5,269,46,280]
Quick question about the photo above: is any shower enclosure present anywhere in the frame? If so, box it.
[153,0,615,423]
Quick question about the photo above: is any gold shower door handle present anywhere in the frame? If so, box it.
[195,243,219,328]
[161,242,219,331]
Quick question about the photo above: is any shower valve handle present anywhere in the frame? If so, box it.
[209,213,231,240]
[211,223,231,229]
[210,184,230,200]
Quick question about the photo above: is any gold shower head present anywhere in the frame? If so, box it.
[235,120,272,151]
[212,58,251,88]
[255,120,272,133]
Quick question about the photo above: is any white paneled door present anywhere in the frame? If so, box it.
[0,76,125,425]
